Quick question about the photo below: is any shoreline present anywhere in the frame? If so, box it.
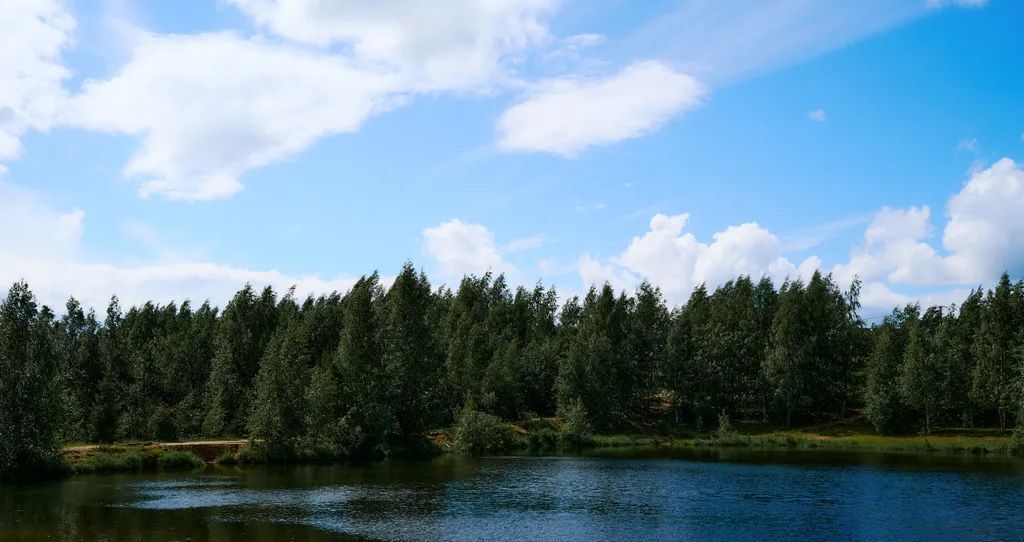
[59,429,1016,477]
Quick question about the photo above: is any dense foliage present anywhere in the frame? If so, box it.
[1,265,1023,476]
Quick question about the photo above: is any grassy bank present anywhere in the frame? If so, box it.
[435,414,1017,458]
[587,431,1012,456]
[64,443,222,475]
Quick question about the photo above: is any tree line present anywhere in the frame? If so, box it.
[2,264,1023,478]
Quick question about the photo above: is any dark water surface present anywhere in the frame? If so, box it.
[2,449,1023,541]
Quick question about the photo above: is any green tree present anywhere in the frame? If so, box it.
[0,282,64,479]
[204,285,279,437]
[557,284,628,430]
[249,319,310,459]
[306,274,388,458]
[379,264,442,444]
[864,306,911,434]
[625,281,669,415]
[899,307,944,434]
[764,279,808,427]
[57,298,102,442]
[664,284,710,422]
[971,273,1022,431]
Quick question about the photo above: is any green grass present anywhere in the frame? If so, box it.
[214,450,239,465]
[155,450,205,471]
[68,446,207,474]
[70,451,146,474]
[605,431,1013,456]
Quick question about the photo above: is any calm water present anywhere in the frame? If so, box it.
[2,449,1024,541]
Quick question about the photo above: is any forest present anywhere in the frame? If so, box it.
[1,263,1023,479]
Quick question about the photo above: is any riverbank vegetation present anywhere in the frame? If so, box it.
[2,265,1024,479]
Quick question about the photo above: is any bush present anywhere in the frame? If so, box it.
[1009,428,1024,455]
[526,427,560,452]
[156,451,205,471]
[214,450,239,465]
[559,399,593,449]
[71,451,145,475]
[453,407,511,455]
[237,441,269,465]
[713,410,737,440]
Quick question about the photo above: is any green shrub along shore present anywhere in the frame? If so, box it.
[60,411,1016,475]
[4,266,1024,481]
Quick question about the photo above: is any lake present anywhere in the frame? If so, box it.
[2,448,1023,541]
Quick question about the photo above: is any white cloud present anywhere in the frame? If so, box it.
[0,0,74,163]
[226,0,557,90]
[0,181,359,310]
[579,213,816,304]
[422,218,513,278]
[496,61,706,156]
[833,159,1024,290]
[630,1,927,86]
[957,138,979,152]
[560,33,604,51]
[575,202,606,213]
[833,206,950,288]
[943,158,1024,281]
[64,32,401,201]
[808,108,827,122]
[504,235,546,253]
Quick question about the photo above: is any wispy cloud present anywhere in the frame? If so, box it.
[780,213,874,252]
[625,0,928,86]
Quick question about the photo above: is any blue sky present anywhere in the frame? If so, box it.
[1,0,1022,316]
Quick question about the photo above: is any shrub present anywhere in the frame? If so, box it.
[214,450,239,465]
[237,442,269,465]
[1010,428,1024,455]
[71,451,145,475]
[713,410,737,440]
[156,451,205,471]
[453,407,511,455]
[559,399,593,449]
[526,427,560,452]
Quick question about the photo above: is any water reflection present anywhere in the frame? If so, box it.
[1,450,1023,541]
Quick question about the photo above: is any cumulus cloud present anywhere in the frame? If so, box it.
[0,0,74,162]
[943,158,1024,281]
[808,108,827,122]
[577,158,1024,310]
[834,158,1024,290]
[496,61,706,157]
[422,219,514,278]
[578,213,817,304]
[0,181,359,311]
[65,32,400,201]
[226,0,556,90]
